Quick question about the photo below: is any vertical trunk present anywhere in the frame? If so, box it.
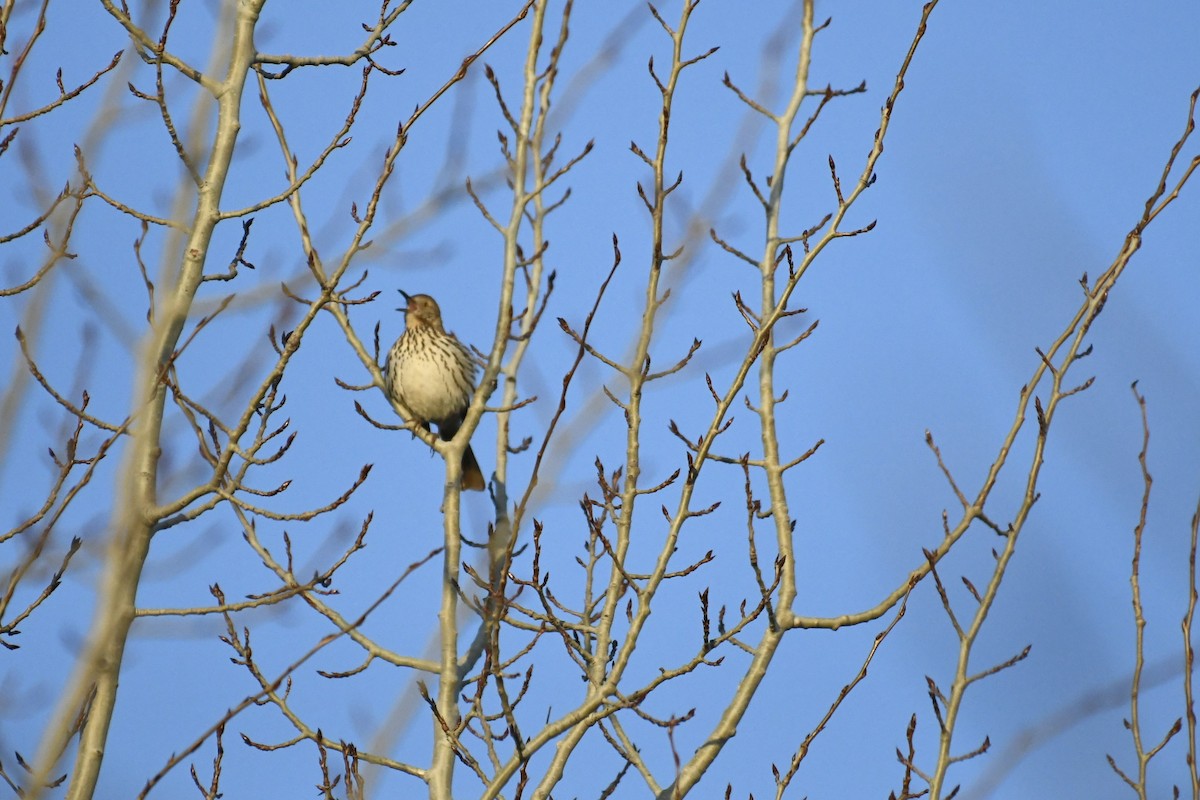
[29,3,266,797]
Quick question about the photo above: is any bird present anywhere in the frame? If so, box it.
[385,291,486,491]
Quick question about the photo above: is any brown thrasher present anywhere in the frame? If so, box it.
[385,291,486,491]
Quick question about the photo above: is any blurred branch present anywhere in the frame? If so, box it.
[969,656,1180,799]
[27,3,270,796]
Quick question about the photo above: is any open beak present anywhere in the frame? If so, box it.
[397,289,412,312]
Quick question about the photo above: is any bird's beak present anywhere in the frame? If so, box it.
[397,289,411,312]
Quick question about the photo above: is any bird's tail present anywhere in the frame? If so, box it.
[461,443,486,491]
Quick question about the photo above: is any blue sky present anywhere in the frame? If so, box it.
[2,1,1198,798]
